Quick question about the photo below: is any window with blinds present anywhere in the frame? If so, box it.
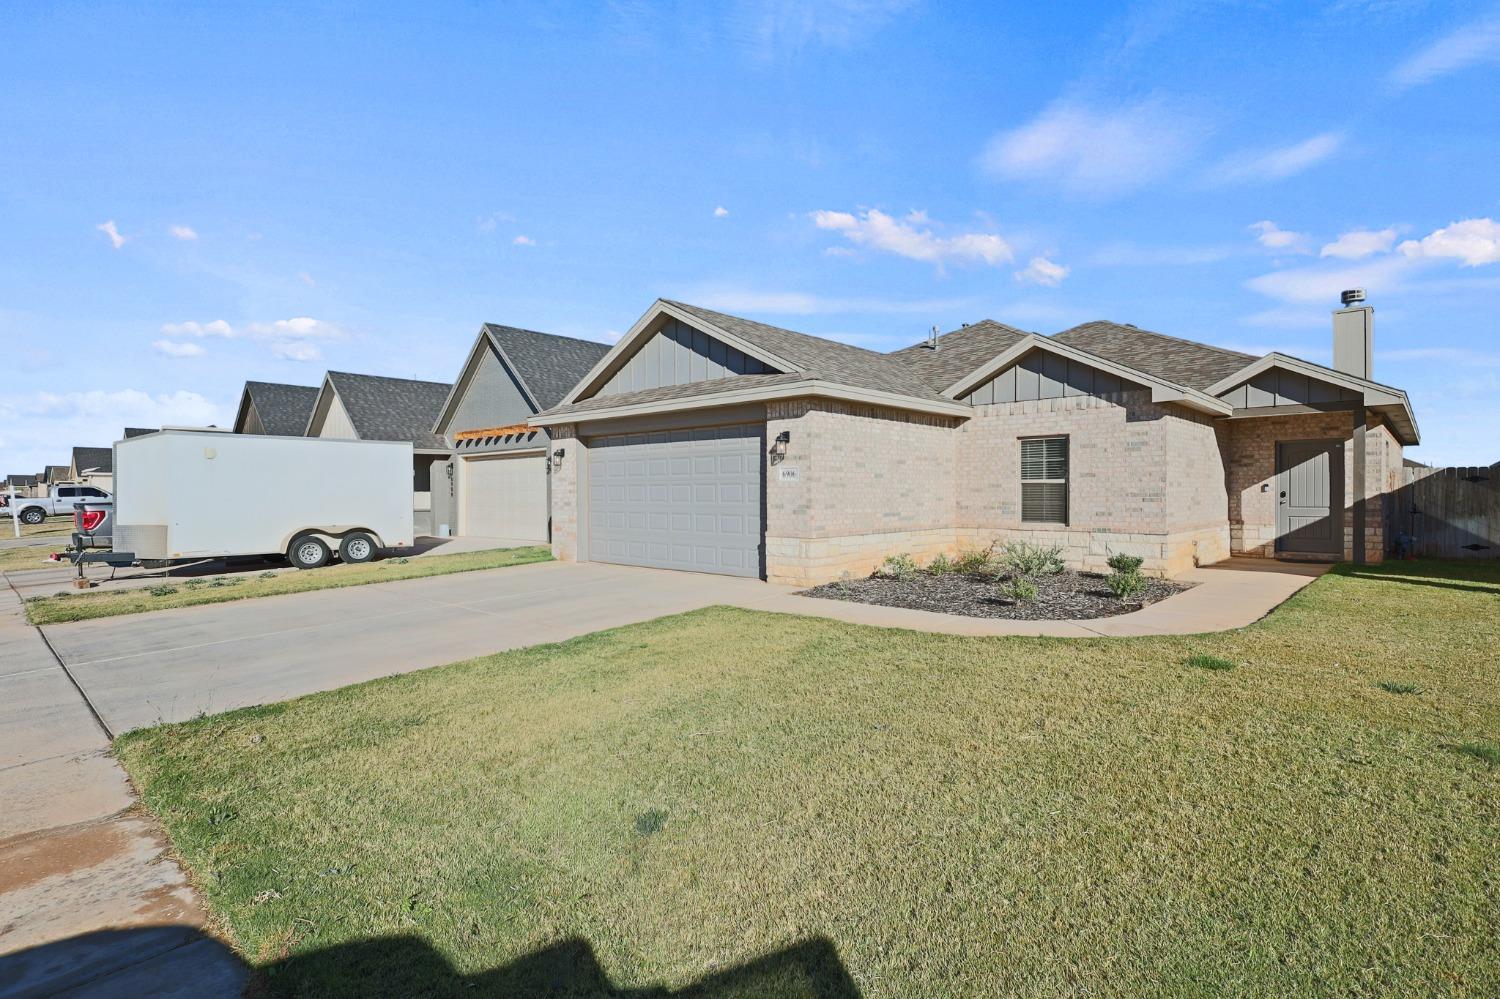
[1020,436,1068,523]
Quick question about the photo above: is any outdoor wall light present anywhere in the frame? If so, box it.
[769,430,791,465]
[551,447,566,469]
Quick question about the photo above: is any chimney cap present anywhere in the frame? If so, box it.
[1340,288,1366,306]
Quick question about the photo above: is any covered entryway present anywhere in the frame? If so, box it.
[1276,439,1343,555]
[585,423,763,577]
[461,452,549,541]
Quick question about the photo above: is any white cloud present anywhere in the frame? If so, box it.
[270,341,322,362]
[476,211,514,233]
[1389,14,1500,89]
[737,0,915,56]
[1249,220,1311,253]
[1245,254,1414,305]
[603,329,625,344]
[0,389,223,470]
[96,220,126,249]
[1208,132,1343,184]
[152,340,205,358]
[714,205,730,218]
[1321,228,1399,259]
[810,208,1012,268]
[247,317,345,340]
[512,234,536,246]
[980,98,1198,195]
[170,225,198,241]
[161,319,234,338]
[1014,256,1069,287]
[1398,217,1500,266]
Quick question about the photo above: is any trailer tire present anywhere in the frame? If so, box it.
[19,507,45,526]
[339,532,378,564]
[288,535,331,570]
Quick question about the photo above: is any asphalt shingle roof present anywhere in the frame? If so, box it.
[1049,321,1255,391]
[123,427,156,438]
[244,381,321,436]
[661,301,952,403]
[482,324,612,411]
[43,465,69,482]
[7,474,38,488]
[72,446,112,474]
[326,372,453,449]
[538,373,808,419]
[889,320,1033,391]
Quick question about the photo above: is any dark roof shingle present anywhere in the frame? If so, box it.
[72,446,112,474]
[662,301,951,402]
[1050,321,1255,391]
[482,325,612,411]
[326,372,452,449]
[889,320,1032,391]
[539,373,807,420]
[244,381,321,436]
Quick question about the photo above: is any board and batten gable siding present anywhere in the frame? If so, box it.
[1216,367,1361,409]
[444,343,549,454]
[240,402,266,436]
[962,350,1135,406]
[595,318,779,397]
[311,389,359,439]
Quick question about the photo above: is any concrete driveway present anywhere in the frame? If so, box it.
[40,561,783,735]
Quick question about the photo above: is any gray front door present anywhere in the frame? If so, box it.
[1276,439,1343,554]
[585,423,763,577]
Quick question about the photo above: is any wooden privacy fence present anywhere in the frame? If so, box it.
[1386,464,1500,559]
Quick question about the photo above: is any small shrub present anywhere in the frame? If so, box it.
[927,553,954,575]
[1002,541,1065,577]
[634,808,668,836]
[1186,653,1235,671]
[208,576,244,588]
[259,571,278,580]
[953,542,998,575]
[999,577,1037,602]
[876,553,919,581]
[390,556,410,565]
[183,578,206,589]
[1452,741,1500,766]
[1106,569,1148,601]
[146,584,178,597]
[1106,552,1145,575]
[1377,680,1423,695]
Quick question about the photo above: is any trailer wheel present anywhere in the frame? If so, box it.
[339,532,378,564]
[20,507,45,525]
[288,535,331,570]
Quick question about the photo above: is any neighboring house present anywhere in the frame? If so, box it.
[6,474,39,498]
[69,446,114,493]
[531,296,1418,584]
[429,324,611,540]
[305,371,453,535]
[42,465,71,488]
[232,381,320,436]
[123,427,157,438]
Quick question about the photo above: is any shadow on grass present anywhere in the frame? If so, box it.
[1330,559,1500,596]
[0,927,860,999]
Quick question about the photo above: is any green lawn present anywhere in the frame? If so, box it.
[26,546,552,624]
[116,560,1500,997]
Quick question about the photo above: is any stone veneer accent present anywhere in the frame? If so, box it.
[1225,410,1400,563]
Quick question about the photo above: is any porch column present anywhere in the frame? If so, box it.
[1352,407,1366,565]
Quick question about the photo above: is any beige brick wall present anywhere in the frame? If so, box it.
[548,423,579,562]
[1225,410,1392,562]
[764,399,960,584]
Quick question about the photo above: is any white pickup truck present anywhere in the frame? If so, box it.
[2,484,112,525]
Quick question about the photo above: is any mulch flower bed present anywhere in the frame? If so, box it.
[799,568,1192,621]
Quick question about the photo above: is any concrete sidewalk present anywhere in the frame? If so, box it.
[0,583,245,998]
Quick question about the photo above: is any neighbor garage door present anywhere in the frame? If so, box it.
[586,424,762,577]
[462,453,549,541]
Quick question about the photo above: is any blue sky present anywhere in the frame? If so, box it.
[4,0,1499,475]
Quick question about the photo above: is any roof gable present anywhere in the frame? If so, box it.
[890,320,1031,392]
[1050,321,1256,391]
[595,316,779,398]
[240,381,320,436]
[321,372,452,449]
[434,325,611,433]
[72,446,112,474]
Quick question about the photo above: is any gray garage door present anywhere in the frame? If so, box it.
[586,424,763,577]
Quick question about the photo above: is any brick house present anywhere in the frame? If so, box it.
[530,297,1419,585]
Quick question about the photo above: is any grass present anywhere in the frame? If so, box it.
[1185,652,1236,671]
[0,542,68,573]
[1377,680,1424,695]
[25,546,552,624]
[115,560,1500,997]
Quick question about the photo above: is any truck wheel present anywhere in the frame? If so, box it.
[339,532,378,564]
[20,507,45,525]
[288,536,331,570]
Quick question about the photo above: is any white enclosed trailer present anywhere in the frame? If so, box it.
[112,429,414,569]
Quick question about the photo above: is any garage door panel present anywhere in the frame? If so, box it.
[462,454,548,541]
[586,422,762,577]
